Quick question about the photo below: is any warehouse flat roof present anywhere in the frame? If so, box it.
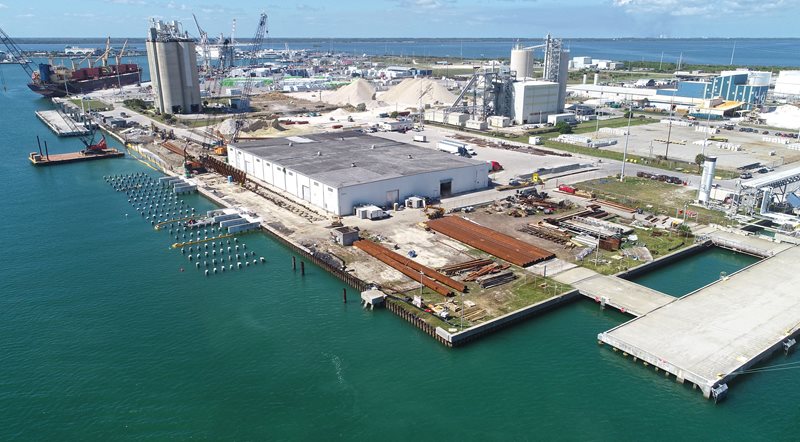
[229,131,487,188]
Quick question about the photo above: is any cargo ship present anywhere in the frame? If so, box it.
[27,63,142,98]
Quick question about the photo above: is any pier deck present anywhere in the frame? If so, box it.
[599,246,800,400]
[571,274,674,316]
[35,110,92,137]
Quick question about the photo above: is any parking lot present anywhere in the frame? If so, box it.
[590,120,800,169]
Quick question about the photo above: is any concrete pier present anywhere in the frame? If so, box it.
[554,266,674,317]
[599,245,800,401]
[35,110,92,137]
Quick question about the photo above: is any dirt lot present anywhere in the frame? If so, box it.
[249,91,339,116]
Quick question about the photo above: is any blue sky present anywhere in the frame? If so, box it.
[0,0,798,38]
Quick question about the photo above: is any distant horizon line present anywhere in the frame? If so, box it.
[11,36,800,41]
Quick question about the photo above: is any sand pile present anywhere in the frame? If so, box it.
[380,78,456,107]
[763,105,800,130]
[215,118,285,136]
[323,78,376,106]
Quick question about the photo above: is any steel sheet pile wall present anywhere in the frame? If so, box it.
[354,240,465,296]
[427,216,554,267]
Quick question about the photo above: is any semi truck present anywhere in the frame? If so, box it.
[436,139,475,156]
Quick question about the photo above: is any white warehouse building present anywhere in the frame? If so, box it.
[511,80,560,124]
[227,131,490,216]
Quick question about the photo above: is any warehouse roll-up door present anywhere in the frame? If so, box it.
[302,185,311,201]
[386,189,399,205]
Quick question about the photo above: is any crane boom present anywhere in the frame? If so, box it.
[0,25,34,78]
[231,11,268,143]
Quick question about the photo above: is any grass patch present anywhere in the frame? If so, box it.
[501,276,571,312]
[578,227,691,275]
[69,98,112,111]
[577,176,730,225]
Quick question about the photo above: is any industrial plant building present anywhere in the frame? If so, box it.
[428,34,570,127]
[654,70,771,109]
[146,19,202,114]
[227,131,490,216]
[511,80,560,124]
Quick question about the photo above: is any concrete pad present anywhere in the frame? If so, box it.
[600,246,800,396]
[572,274,675,316]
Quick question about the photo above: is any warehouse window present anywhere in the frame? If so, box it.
[313,182,319,187]
[265,163,270,167]
[288,171,294,176]
[327,187,333,192]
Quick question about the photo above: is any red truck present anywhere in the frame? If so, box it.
[558,184,576,194]
[488,161,503,172]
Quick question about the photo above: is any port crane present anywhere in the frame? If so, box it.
[192,14,211,72]
[95,37,112,67]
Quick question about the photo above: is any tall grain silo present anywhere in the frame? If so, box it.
[146,19,201,114]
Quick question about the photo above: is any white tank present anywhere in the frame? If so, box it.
[510,47,533,79]
[593,73,599,85]
[698,156,717,204]
[583,74,587,84]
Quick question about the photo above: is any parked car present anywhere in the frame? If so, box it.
[757,167,769,174]
[740,172,753,179]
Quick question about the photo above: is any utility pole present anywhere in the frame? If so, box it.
[620,103,633,181]
[665,92,676,160]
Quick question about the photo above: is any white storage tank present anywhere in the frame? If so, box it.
[510,46,534,79]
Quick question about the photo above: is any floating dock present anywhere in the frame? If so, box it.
[35,110,93,137]
[29,149,124,166]
[598,245,800,401]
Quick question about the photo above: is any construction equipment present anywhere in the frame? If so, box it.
[230,11,269,143]
[425,206,445,219]
[0,25,35,79]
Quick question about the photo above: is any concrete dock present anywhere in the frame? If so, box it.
[599,245,800,401]
[35,110,92,137]
[554,266,674,316]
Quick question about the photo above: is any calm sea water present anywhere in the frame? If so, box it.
[14,38,800,67]
[629,247,760,296]
[1,64,799,440]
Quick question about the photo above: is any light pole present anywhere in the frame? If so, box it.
[620,103,633,181]
[665,92,676,160]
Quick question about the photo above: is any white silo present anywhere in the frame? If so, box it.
[510,45,534,79]
[146,19,201,114]
[698,156,717,204]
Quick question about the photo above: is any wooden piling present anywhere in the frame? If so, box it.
[300,261,305,276]
[343,288,347,303]
[292,256,296,270]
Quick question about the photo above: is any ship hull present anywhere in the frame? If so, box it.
[27,70,141,98]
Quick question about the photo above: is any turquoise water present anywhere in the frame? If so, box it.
[2,65,800,440]
[628,247,761,297]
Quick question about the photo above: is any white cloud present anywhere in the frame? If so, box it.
[612,0,790,16]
